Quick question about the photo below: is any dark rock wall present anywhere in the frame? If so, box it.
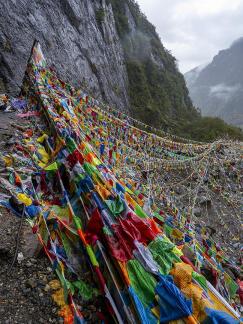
[0,0,129,110]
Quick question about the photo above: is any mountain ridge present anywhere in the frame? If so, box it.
[185,38,243,128]
[0,0,242,141]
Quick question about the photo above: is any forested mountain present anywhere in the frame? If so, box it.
[185,38,243,129]
[0,0,242,140]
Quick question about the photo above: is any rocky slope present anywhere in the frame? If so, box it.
[0,0,195,127]
[1,0,242,141]
[0,112,61,324]
[185,38,243,128]
[0,0,129,110]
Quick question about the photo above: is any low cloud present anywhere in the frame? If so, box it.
[210,83,241,101]
[137,0,243,72]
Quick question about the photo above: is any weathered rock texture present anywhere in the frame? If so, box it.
[0,0,242,141]
[0,0,129,110]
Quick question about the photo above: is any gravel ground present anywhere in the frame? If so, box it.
[0,111,103,323]
[0,111,63,323]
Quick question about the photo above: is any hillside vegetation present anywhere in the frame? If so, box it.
[106,0,243,141]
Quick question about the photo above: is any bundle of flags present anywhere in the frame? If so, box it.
[0,41,241,323]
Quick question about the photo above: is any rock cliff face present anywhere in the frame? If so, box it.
[108,0,196,128]
[0,0,129,110]
[185,38,243,128]
[0,0,195,124]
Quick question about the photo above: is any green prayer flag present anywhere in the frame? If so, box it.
[45,161,58,171]
[134,205,147,219]
[225,275,239,298]
[153,212,164,223]
[105,195,124,216]
[125,186,134,195]
[103,226,113,236]
[66,137,76,153]
[73,215,82,230]
[148,237,181,275]
[86,245,99,267]
[192,271,208,291]
[73,281,98,300]
[127,259,156,306]
[164,223,173,236]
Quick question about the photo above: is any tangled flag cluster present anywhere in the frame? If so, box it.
[0,41,242,323]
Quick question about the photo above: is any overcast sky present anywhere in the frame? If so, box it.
[137,0,243,73]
